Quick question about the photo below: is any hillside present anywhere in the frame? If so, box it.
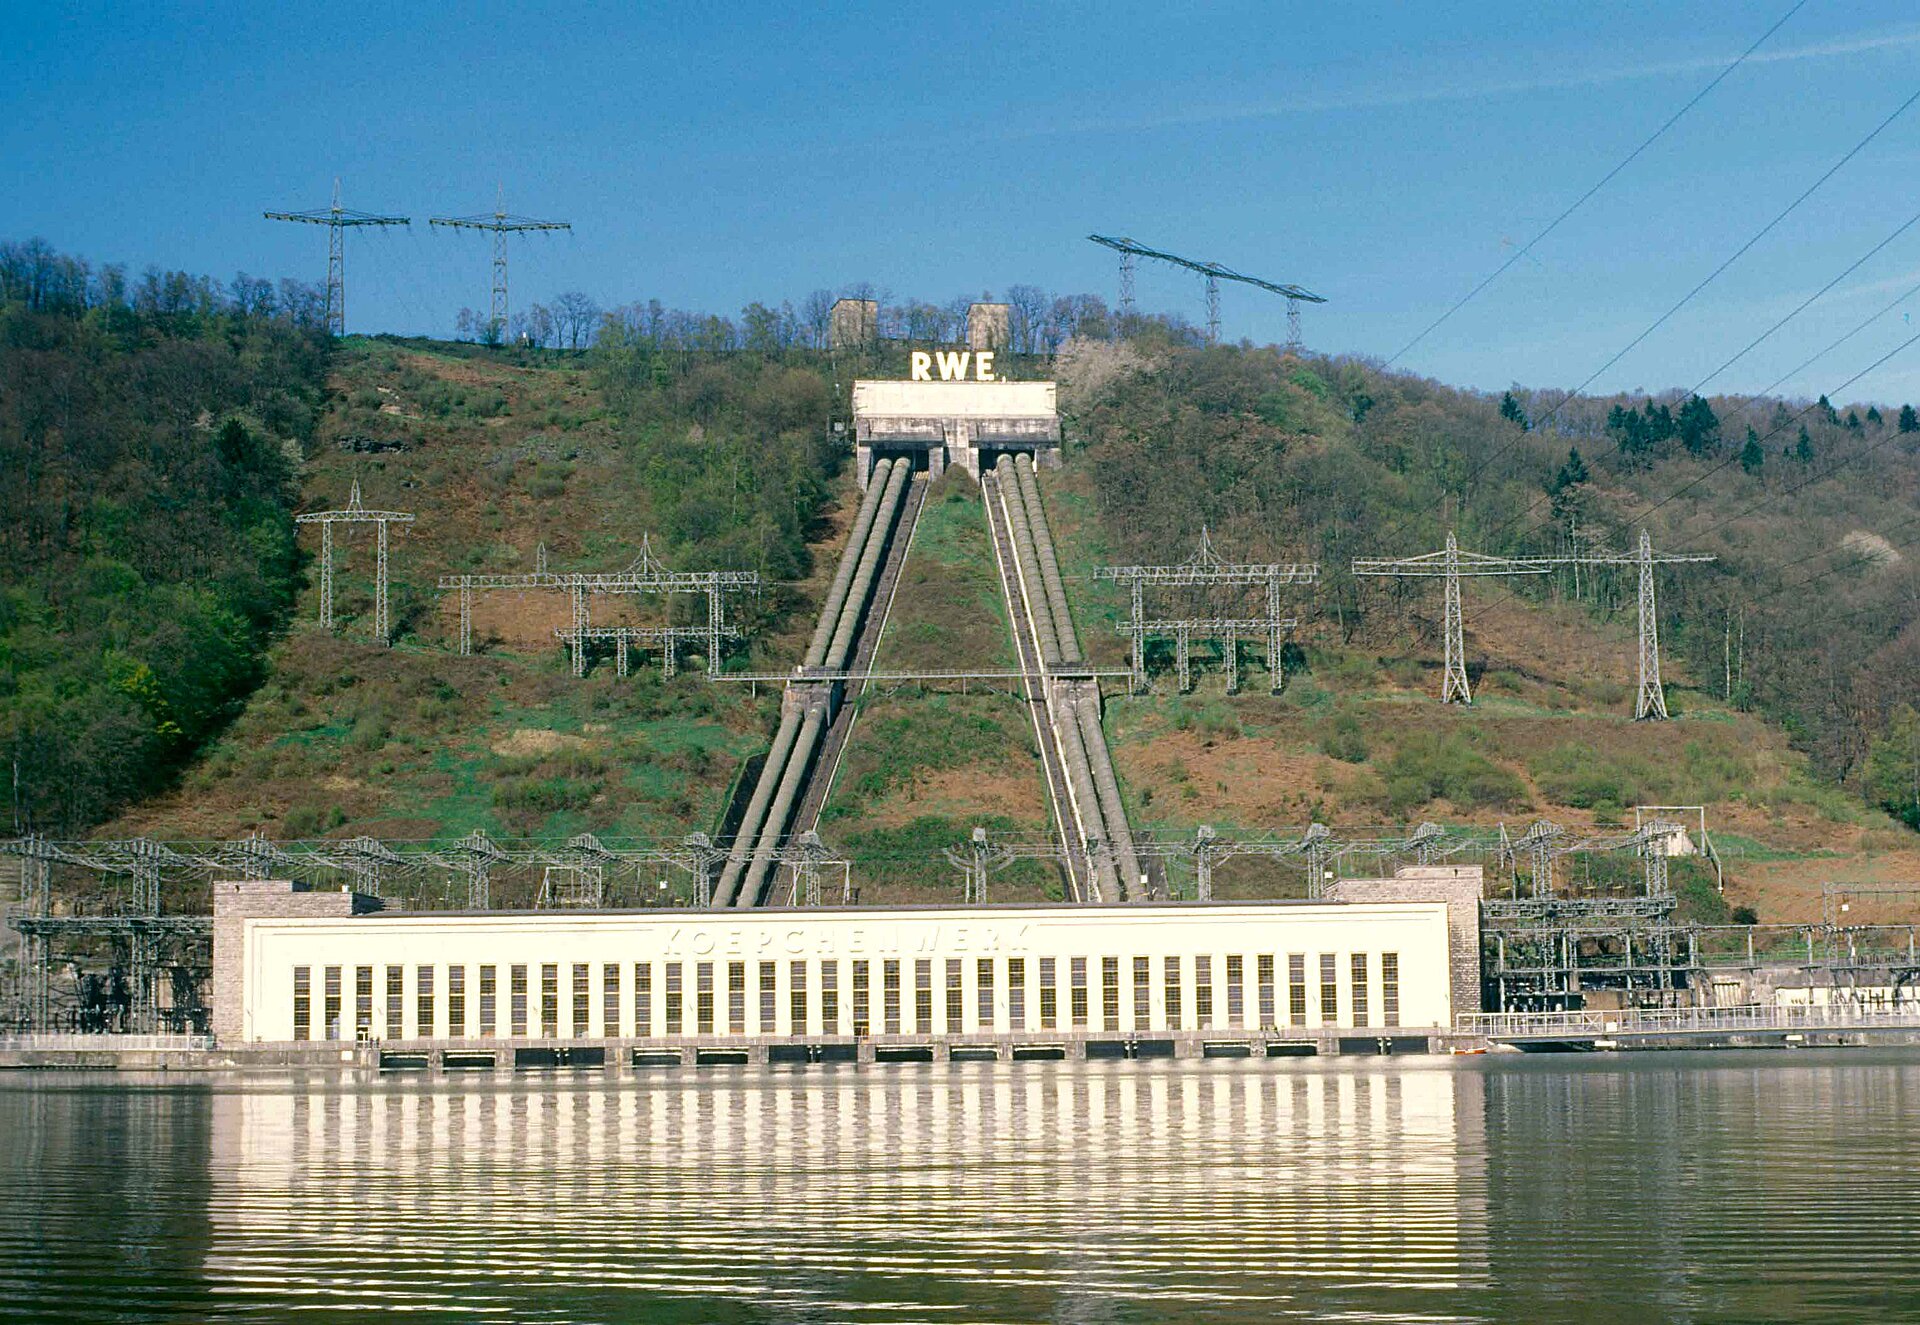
[8,258,1917,924]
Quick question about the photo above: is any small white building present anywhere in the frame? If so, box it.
[851,378,1061,488]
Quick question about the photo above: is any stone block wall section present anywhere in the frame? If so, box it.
[211,880,382,1044]
[1329,867,1485,1023]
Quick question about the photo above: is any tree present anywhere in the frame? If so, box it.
[1676,394,1720,456]
[1644,399,1676,445]
[1552,446,1589,491]
[1607,403,1652,462]
[1901,404,1918,434]
[1846,409,1862,431]
[1794,424,1816,464]
[1817,394,1840,425]
[1002,285,1049,353]
[1500,390,1529,430]
[1865,705,1920,830]
[1867,405,1884,427]
[551,291,601,350]
[1740,426,1765,475]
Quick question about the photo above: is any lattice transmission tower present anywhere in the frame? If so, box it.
[264,179,410,336]
[1354,531,1558,705]
[1570,530,1715,720]
[431,186,571,342]
[1088,235,1325,349]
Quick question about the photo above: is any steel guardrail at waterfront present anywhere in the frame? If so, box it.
[0,1033,215,1052]
[1465,1003,1920,1040]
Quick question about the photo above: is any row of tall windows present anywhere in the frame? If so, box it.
[285,951,1406,1039]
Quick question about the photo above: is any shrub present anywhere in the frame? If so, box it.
[1319,711,1369,763]
[1381,733,1528,813]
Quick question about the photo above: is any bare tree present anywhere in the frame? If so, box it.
[552,291,601,350]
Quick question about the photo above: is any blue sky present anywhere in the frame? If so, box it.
[8,1,1920,397]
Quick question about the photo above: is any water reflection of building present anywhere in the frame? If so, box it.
[206,1064,1485,1316]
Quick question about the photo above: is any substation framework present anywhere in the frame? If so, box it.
[1093,527,1317,694]
[296,479,416,645]
[436,534,761,678]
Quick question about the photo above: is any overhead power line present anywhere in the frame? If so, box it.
[1371,79,1920,558]
[1385,0,1808,368]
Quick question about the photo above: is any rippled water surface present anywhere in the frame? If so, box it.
[1,1053,1917,1322]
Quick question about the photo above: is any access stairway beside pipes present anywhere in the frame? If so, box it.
[711,453,1141,908]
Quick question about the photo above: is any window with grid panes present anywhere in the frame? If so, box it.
[603,963,620,1038]
[1102,957,1120,1030]
[946,959,963,1031]
[511,964,528,1036]
[479,965,497,1037]
[1038,958,1057,1029]
[1163,956,1182,1029]
[1070,957,1088,1028]
[977,959,995,1029]
[293,966,311,1041]
[448,965,466,1038]
[728,962,746,1034]
[883,960,902,1034]
[1132,957,1150,1030]
[1257,955,1275,1029]
[540,964,559,1036]
[1382,952,1400,1026]
[696,962,714,1034]
[382,960,401,1029]
[759,962,776,1032]
[324,965,341,1041]
[822,961,840,1031]
[355,966,373,1040]
[417,965,436,1039]
[1008,958,1026,1030]
[1350,953,1369,1027]
[1288,954,1306,1027]
[914,959,932,1034]
[1226,955,1244,1028]
[1194,956,1212,1027]
[790,961,808,1035]
[852,961,870,1035]
[665,962,683,1034]
[324,966,341,1041]
[634,963,652,1036]
[1319,953,1338,1024]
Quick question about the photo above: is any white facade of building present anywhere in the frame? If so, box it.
[228,899,1455,1044]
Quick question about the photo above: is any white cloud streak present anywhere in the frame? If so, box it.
[1013,23,1920,141]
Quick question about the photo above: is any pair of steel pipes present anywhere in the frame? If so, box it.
[710,456,913,908]
[992,454,1145,903]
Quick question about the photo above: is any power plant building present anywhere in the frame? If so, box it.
[213,880,1474,1054]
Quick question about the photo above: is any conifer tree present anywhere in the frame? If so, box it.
[1499,390,1529,430]
[1740,426,1765,475]
[1901,404,1918,434]
[1794,425,1816,464]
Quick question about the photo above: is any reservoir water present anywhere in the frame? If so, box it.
[1,1052,1916,1322]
